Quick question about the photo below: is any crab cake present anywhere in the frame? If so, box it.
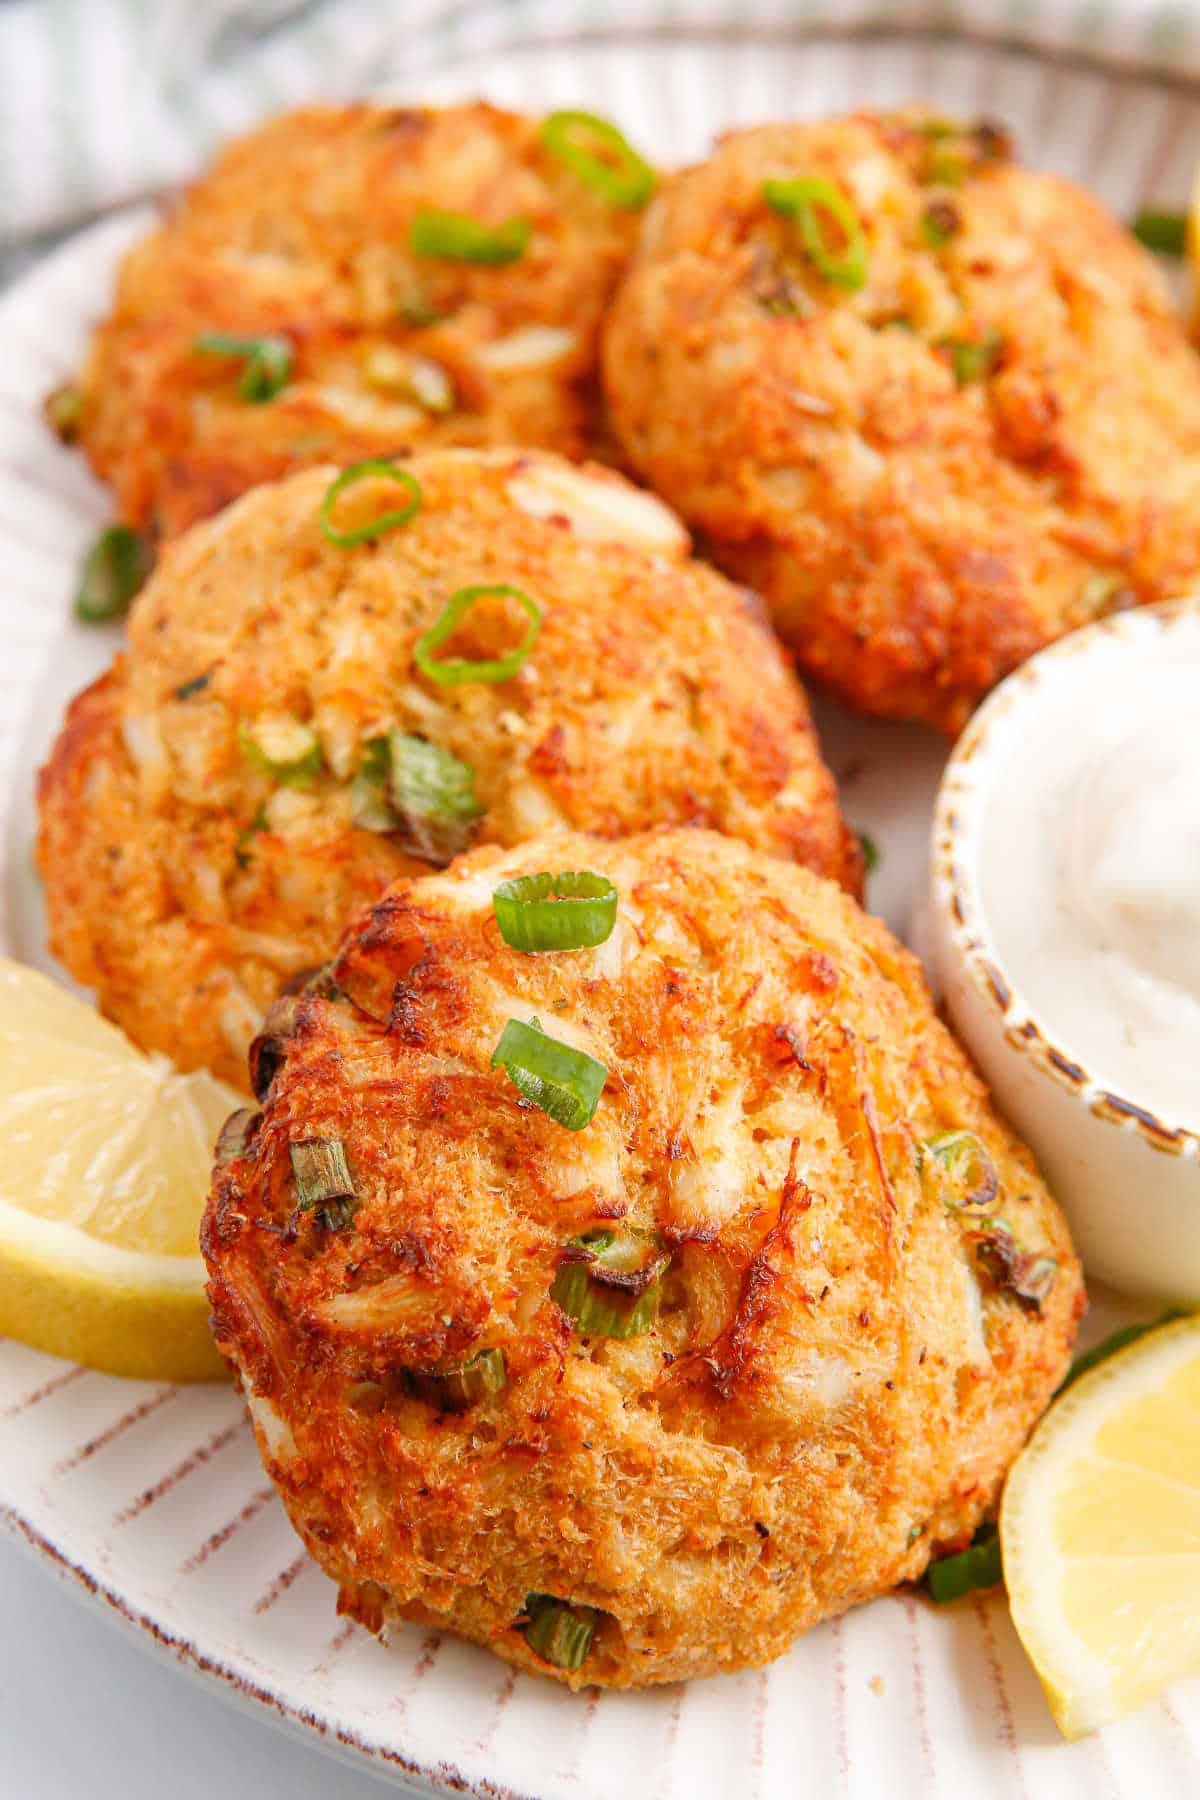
[37,449,859,1088]
[63,102,651,537]
[202,826,1083,1689]
[603,110,1200,733]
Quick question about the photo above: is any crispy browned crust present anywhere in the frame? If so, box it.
[73,103,643,535]
[202,827,1083,1688]
[603,109,1200,733]
[37,451,858,1087]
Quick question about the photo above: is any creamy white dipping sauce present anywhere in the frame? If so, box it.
[976,627,1200,1128]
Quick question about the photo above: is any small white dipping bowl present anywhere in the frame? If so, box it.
[929,600,1200,1304]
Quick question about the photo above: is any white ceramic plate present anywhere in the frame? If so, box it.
[1,27,1197,1800]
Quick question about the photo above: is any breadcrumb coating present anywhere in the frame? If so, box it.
[38,450,858,1086]
[203,826,1083,1687]
[604,109,1200,732]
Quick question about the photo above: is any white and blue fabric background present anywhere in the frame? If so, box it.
[2,0,1200,277]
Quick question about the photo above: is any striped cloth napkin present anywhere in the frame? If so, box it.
[1,0,1198,277]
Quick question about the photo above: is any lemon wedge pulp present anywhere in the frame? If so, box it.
[0,957,240,1380]
[1001,1314,1200,1737]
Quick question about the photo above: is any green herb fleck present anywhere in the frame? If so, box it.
[1131,208,1187,257]
[927,1524,1002,1603]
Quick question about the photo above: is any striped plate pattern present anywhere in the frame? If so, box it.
[1,29,1199,1799]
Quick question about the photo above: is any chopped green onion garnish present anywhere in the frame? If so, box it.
[923,145,966,188]
[763,175,868,292]
[856,831,879,875]
[941,332,1003,385]
[320,458,423,547]
[406,1347,508,1412]
[74,525,154,623]
[1059,1310,1187,1392]
[45,382,83,443]
[917,1129,998,1212]
[289,1136,356,1230]
[493,871,617,952]
[541,109,655,209]
[409,209,531,265]
[921,198,960,247]
[364,347,455,413]
[398,288,442,328]
[194,331,293,403]
[520,1594,597,1670]
[1132,208,1187,256]
[234,803,269,871]
[350,735,398,834]
[238,717,322,786]
[215,1107,259,1170]
[175,670,212,700]
[491,1018,607,1131]
[349,732,483,862]
[551,1228,666,1337]
[969,1217,1057,1310]
[389,732,483,863]
[927,1525,1002,1603]
[414,584,542,687]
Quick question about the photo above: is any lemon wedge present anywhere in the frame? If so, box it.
[1001,1314,1200,1738]
[0,957,240,1380]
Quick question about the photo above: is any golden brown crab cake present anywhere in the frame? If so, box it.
[202,826,1083,1689]
[63,102,651,536]
[37,449,860,1088]
[603,109,1200,734]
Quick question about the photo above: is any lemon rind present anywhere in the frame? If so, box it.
[1001,1315,1200,1738]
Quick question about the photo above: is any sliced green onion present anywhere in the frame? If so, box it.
[969,1217,1057,1311]
[234,803,269,871]
[941,331,1003,385]
[1059,1310,1188,1393]
[175,670,212,700]
[927,1525,1002,1603]
[520,1594,597,1670]
[414,584,542,687]
[541,109,655,209]
[349,732,483,862]
[215,1107,260,1170]
[493,871,617,952]
[1132,208,1187,256]
[923,144,966,188]
[921,198,960,247]
[856,831,879,875]
[409,209,530,265]
[763,175,868,292]
[194,331,293,403]
[350,735,398,834]
[320,458,423,548]
[917,1129,998,1212]
[389,732,483,863]
[74,525,154,623]
[363,346,455,414]
[398,288,442,328]
[45,382,83,443]
[238,717,322,785]
[290,1136,356,1230]
[551,1228,666,1337]
[406,1347,508,1412]
[491,1018,607,1131]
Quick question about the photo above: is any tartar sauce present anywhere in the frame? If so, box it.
[978,643,1200,1128]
